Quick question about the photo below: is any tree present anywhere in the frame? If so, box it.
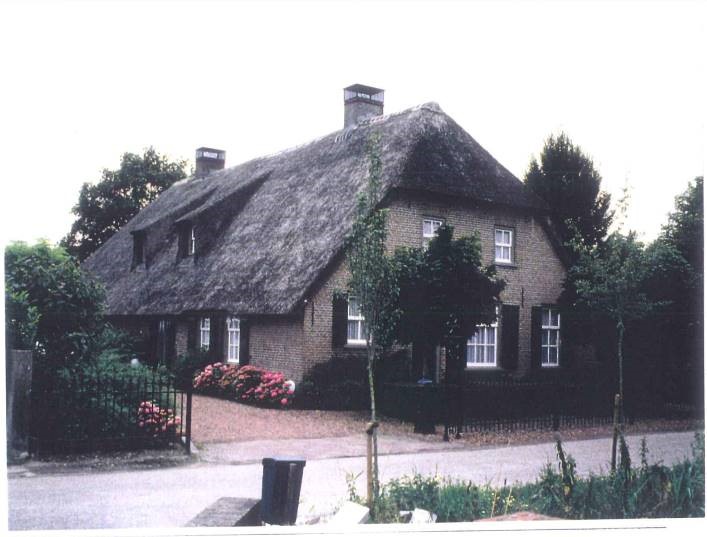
[525,132,613,252]
[61,147,188,261]
[393,225,505,439]
[5,241,105,368]
[346,132,398,508]
[395,225,504,378]
[643,177,703,406]
[660,176,703,277]
[568,231,657,420]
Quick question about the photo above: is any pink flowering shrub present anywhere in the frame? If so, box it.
[137,401,181,438]
[192,362,237,394]
[192,362,294,408]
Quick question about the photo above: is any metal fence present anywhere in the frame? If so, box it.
[29,371,192,456]
[382,379,700,435]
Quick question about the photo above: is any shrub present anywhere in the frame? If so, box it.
[137,401,181,438]
[193,362,236,394]
[173,348,212,390]
[4,241,105,366]
[192,362,294,408]
[294,356,369,410]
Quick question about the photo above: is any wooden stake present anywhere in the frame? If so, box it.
[365,421,378,508]
[611,393,620,473]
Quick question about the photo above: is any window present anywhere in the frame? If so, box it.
[541,307,560,367]
[200,317,210,350]
[226,317,240,363]
[422,218,442,247]
[495,228,513,264]
[466,314,498,367]
[177,222,196,259]
[347,296,367,345]
[132,232,145,267]
[188,226,196,256]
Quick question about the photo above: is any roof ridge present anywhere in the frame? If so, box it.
[199,102,449,176]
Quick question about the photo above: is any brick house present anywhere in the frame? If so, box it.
[84,85,576,385]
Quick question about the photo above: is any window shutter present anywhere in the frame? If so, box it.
[166,320,176,364]
[500,305,519,370]
[559,310,569,369]
[177,226,186,259]
[530,306,542,370]
[186,317,197,351]
[239,319,250,365]
[332,293,348,348]
[209,315,225,361]
[148,320,159,366]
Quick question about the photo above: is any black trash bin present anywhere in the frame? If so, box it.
[260,457,306,525]
[414,382,438,434]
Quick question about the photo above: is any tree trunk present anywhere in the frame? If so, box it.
[617,319,625,425]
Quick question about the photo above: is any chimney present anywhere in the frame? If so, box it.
[343,84,384,128]
[195,147,226,178]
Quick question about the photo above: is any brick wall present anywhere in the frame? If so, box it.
[296,190,567,380]
[249,316,306,380]
[385,191,566,376]
[174,320,189,357]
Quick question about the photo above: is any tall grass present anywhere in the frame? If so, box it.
[352,432,704,522]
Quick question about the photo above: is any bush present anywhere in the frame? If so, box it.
[137,401,182,438]
[294,356,369,410]
[192,363,294,408]
[173,348,212,390]
[4,241,105,366]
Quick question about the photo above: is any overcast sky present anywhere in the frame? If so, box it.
[0,0,704,248]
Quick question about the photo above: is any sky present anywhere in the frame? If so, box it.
[0,0,704,248]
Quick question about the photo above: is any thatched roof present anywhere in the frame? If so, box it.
[84,102,549,316]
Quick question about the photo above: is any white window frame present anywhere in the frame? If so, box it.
[541,307,561,367]
[200,317,210,350]
[495,228,513,264]
[466,312,499,368]
[422,218,443,247]
[226,317,240,363]
[188,226,196,256]
[347,296,367,345]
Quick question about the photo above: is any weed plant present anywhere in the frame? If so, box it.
[350,432,704,522]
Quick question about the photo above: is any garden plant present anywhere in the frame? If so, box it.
[192,362,294,407]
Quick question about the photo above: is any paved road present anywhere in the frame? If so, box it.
[7,431,699,531]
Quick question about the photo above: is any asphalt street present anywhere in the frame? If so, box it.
[6,430,700,531]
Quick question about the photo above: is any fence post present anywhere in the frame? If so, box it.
[6,349,33,459]
[185,387,192,455]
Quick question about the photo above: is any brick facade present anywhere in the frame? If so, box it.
[249,316,305,378]
[384,191,566,377]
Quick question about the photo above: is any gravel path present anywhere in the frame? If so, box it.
[191,394,701,448]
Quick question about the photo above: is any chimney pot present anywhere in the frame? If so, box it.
[343,84,384,128]
[195,147,226,178]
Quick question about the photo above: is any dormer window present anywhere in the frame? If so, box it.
[131,231,146,268]
[188,226,196,256]
[177,222,196,259]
